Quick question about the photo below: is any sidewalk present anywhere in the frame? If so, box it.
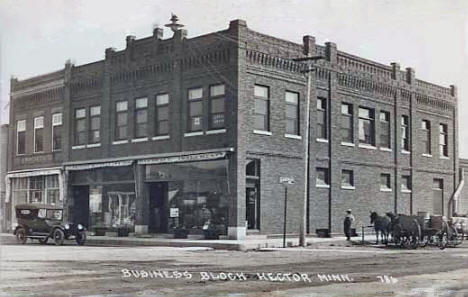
[0,232,374,251]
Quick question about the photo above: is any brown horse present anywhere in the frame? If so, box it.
[370,211,391,244]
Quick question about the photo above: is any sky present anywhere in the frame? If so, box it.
[1,0,468,155]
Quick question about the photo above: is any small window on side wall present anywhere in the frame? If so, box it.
[341,169,354,189]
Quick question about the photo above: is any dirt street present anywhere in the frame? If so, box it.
[1,241,468,296]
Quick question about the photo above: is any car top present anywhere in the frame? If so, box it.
[15,203,63,210]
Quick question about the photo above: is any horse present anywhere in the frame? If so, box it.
[370,211,391,245]
[386,212,421,248]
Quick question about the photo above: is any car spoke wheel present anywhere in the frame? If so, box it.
[16,228,27,244]
[76,231,86,246]
[38,237,48,244]
[53,229,65,246]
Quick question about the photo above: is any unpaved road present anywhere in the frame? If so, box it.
[1,241,468,296]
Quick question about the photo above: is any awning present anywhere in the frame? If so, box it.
[137,152,227,165]
[65,160,133,171]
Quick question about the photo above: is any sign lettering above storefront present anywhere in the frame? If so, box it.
[65,160,133,171]
[138,152,227,165]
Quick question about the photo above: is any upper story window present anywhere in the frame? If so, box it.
[285,91,299,135]
[115,101,128,140]
[135,98,148,138]
[439,124,448,157]
[341,169,355,189]
[254,85,269,131]
[316,167,330,187]
[34,116,44,153]
[317,97,327,140]
[379,111,390,149]
[401,115,410,151]
[421,120,431,155]
[89,106,101,144]
[209,84,225,130]
[155,93,169,136]
[17,120,26,155]
[52,113,62,151]
[341,103,353,143]
[380,173,391,191]
[188,87,203,132]
[359,107,375,146]
[401,175,412,192]
[74,108,87,145]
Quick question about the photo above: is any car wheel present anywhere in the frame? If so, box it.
[76,231,86,246]
[38,237,48,244]
[16,228,27,244]
[53,229,65,246]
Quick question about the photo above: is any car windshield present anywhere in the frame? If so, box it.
[46,209,62,220]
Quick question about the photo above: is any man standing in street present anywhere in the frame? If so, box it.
[344,209,355,241]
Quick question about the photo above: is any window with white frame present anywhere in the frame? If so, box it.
[89,106,101,144]
[285,91,299,135]
[254,85,269,131]
[439,123,448,157]
[341,103,353,143]
[209,84,225,129]
[380,173,391,191]
[135,98,148,138]
[341,169,354,188]
[379,111,390,148]
[401,175,412,192]
[115,101,128,140]
[34,116,44,153]
[401,115,410,151]
[317,97,327,139]
[316,168,329,186]
[421,120,431,155]
[17,120,26,155]
[359,107,375,146]
[188,87,203,132]
[155,93,169,136]
[52,113,62,151]
[75,108,87,145]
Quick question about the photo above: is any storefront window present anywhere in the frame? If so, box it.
[146,159,229,234]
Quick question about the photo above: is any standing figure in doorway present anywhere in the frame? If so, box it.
[344,209,355,241]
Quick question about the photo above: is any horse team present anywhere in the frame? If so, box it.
[369,211,464,249]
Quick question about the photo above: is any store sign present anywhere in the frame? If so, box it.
[17,154,53,165]
[139,152,226,165]
[170,208,179,218]
[65,160,133,171]
[279,177,295,184]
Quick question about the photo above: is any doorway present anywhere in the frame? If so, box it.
[148,182,168,233]
[246,185,260,230]
[72,186,90,228]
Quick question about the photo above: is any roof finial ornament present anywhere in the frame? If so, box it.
[165,14,184,33]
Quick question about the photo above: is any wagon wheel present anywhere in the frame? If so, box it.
[410,236,420,249]
[419,235,429,248]
[438,232,448,250]
[16,228,27,244]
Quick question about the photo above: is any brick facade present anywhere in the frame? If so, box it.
[5,18,459,238]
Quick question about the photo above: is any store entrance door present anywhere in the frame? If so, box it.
[72,186,90,228]
[246,185,260,230]
[148,182,168,233]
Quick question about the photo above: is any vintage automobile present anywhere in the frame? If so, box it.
[14,204,87,246]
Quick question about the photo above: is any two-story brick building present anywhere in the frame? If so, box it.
[4,17,461,239]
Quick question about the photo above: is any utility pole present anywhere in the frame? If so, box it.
[293,55,324,247]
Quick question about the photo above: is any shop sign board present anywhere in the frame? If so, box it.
[170,208,179,218]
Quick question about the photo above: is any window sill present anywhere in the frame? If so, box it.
[380,188,392,192]
[253,130,272,136]
[184,131,204,137]
[72,145,86,150]
[316,184,330,189]
[112,140,128,145]
[152,135,170,141]
[285,134,302,140]
[379,147,392,152]
[422,153,433,158]
[440,156,450,160]
[131,137,148,143]
[316,138,328,143]
[341,142,355,147]
[402,189,412,194]
[358,144,377,150]
[401,150,411,155]
[341,186,355,190]
[86,143,101,148]
[206,129,227,135]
